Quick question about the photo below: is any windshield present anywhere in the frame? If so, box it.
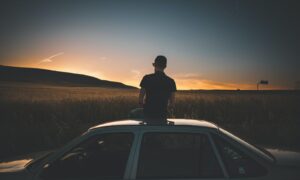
[26,131,91,172]
[219,128,275,163]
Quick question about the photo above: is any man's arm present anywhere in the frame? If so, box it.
[139,88,146,107]
[169,79,176,108]
[168,92,176,108]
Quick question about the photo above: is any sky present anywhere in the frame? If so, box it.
[0,0,299,90]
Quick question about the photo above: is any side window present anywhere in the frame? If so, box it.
[212,133,267,178]
[137,133,223,179]
[40,133,133,179]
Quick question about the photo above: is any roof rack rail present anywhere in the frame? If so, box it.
[139,119,175,126]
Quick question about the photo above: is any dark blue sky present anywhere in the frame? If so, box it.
[0,0,299,89]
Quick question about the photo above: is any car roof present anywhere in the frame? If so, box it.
[89,119,219,130]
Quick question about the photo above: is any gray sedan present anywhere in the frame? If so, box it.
[1,119,300,179]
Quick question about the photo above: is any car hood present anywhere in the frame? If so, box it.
[0,159,31,173]
[267,148,300,167]
[0,151,51,173]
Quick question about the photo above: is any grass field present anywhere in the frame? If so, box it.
[0,82,300,160]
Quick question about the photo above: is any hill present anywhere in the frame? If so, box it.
[0,65,136,89]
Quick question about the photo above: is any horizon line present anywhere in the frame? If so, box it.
[1,64,297,91]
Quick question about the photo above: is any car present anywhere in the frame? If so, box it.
[0,119,300,180]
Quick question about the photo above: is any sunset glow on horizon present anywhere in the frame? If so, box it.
[1,0,299,90]
[5,61,286,90]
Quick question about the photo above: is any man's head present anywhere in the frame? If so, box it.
[153,55,167,71]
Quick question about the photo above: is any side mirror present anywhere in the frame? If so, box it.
[39,163,53,179]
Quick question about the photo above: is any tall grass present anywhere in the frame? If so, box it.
[0,83,299,159]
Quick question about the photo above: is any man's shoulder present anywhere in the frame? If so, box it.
[143,73,155,79]
[165,74,175,82]
[143,73,175,82]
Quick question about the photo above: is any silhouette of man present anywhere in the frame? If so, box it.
[139,55,176,123]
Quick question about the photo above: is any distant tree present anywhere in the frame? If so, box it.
[257,80,268,90]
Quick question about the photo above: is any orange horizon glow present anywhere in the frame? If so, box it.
[3,61,289,91]
[125,78,286,90]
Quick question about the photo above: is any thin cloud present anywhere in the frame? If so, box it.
[100,56,107,61]
[173,73,202,80]
[173,73,253,90]
[39,52,64,63]
[175,77,285,90]
[176,78,254,90]
[131,70,141,79]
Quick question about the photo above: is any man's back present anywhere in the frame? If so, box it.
[140,71,176,119]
